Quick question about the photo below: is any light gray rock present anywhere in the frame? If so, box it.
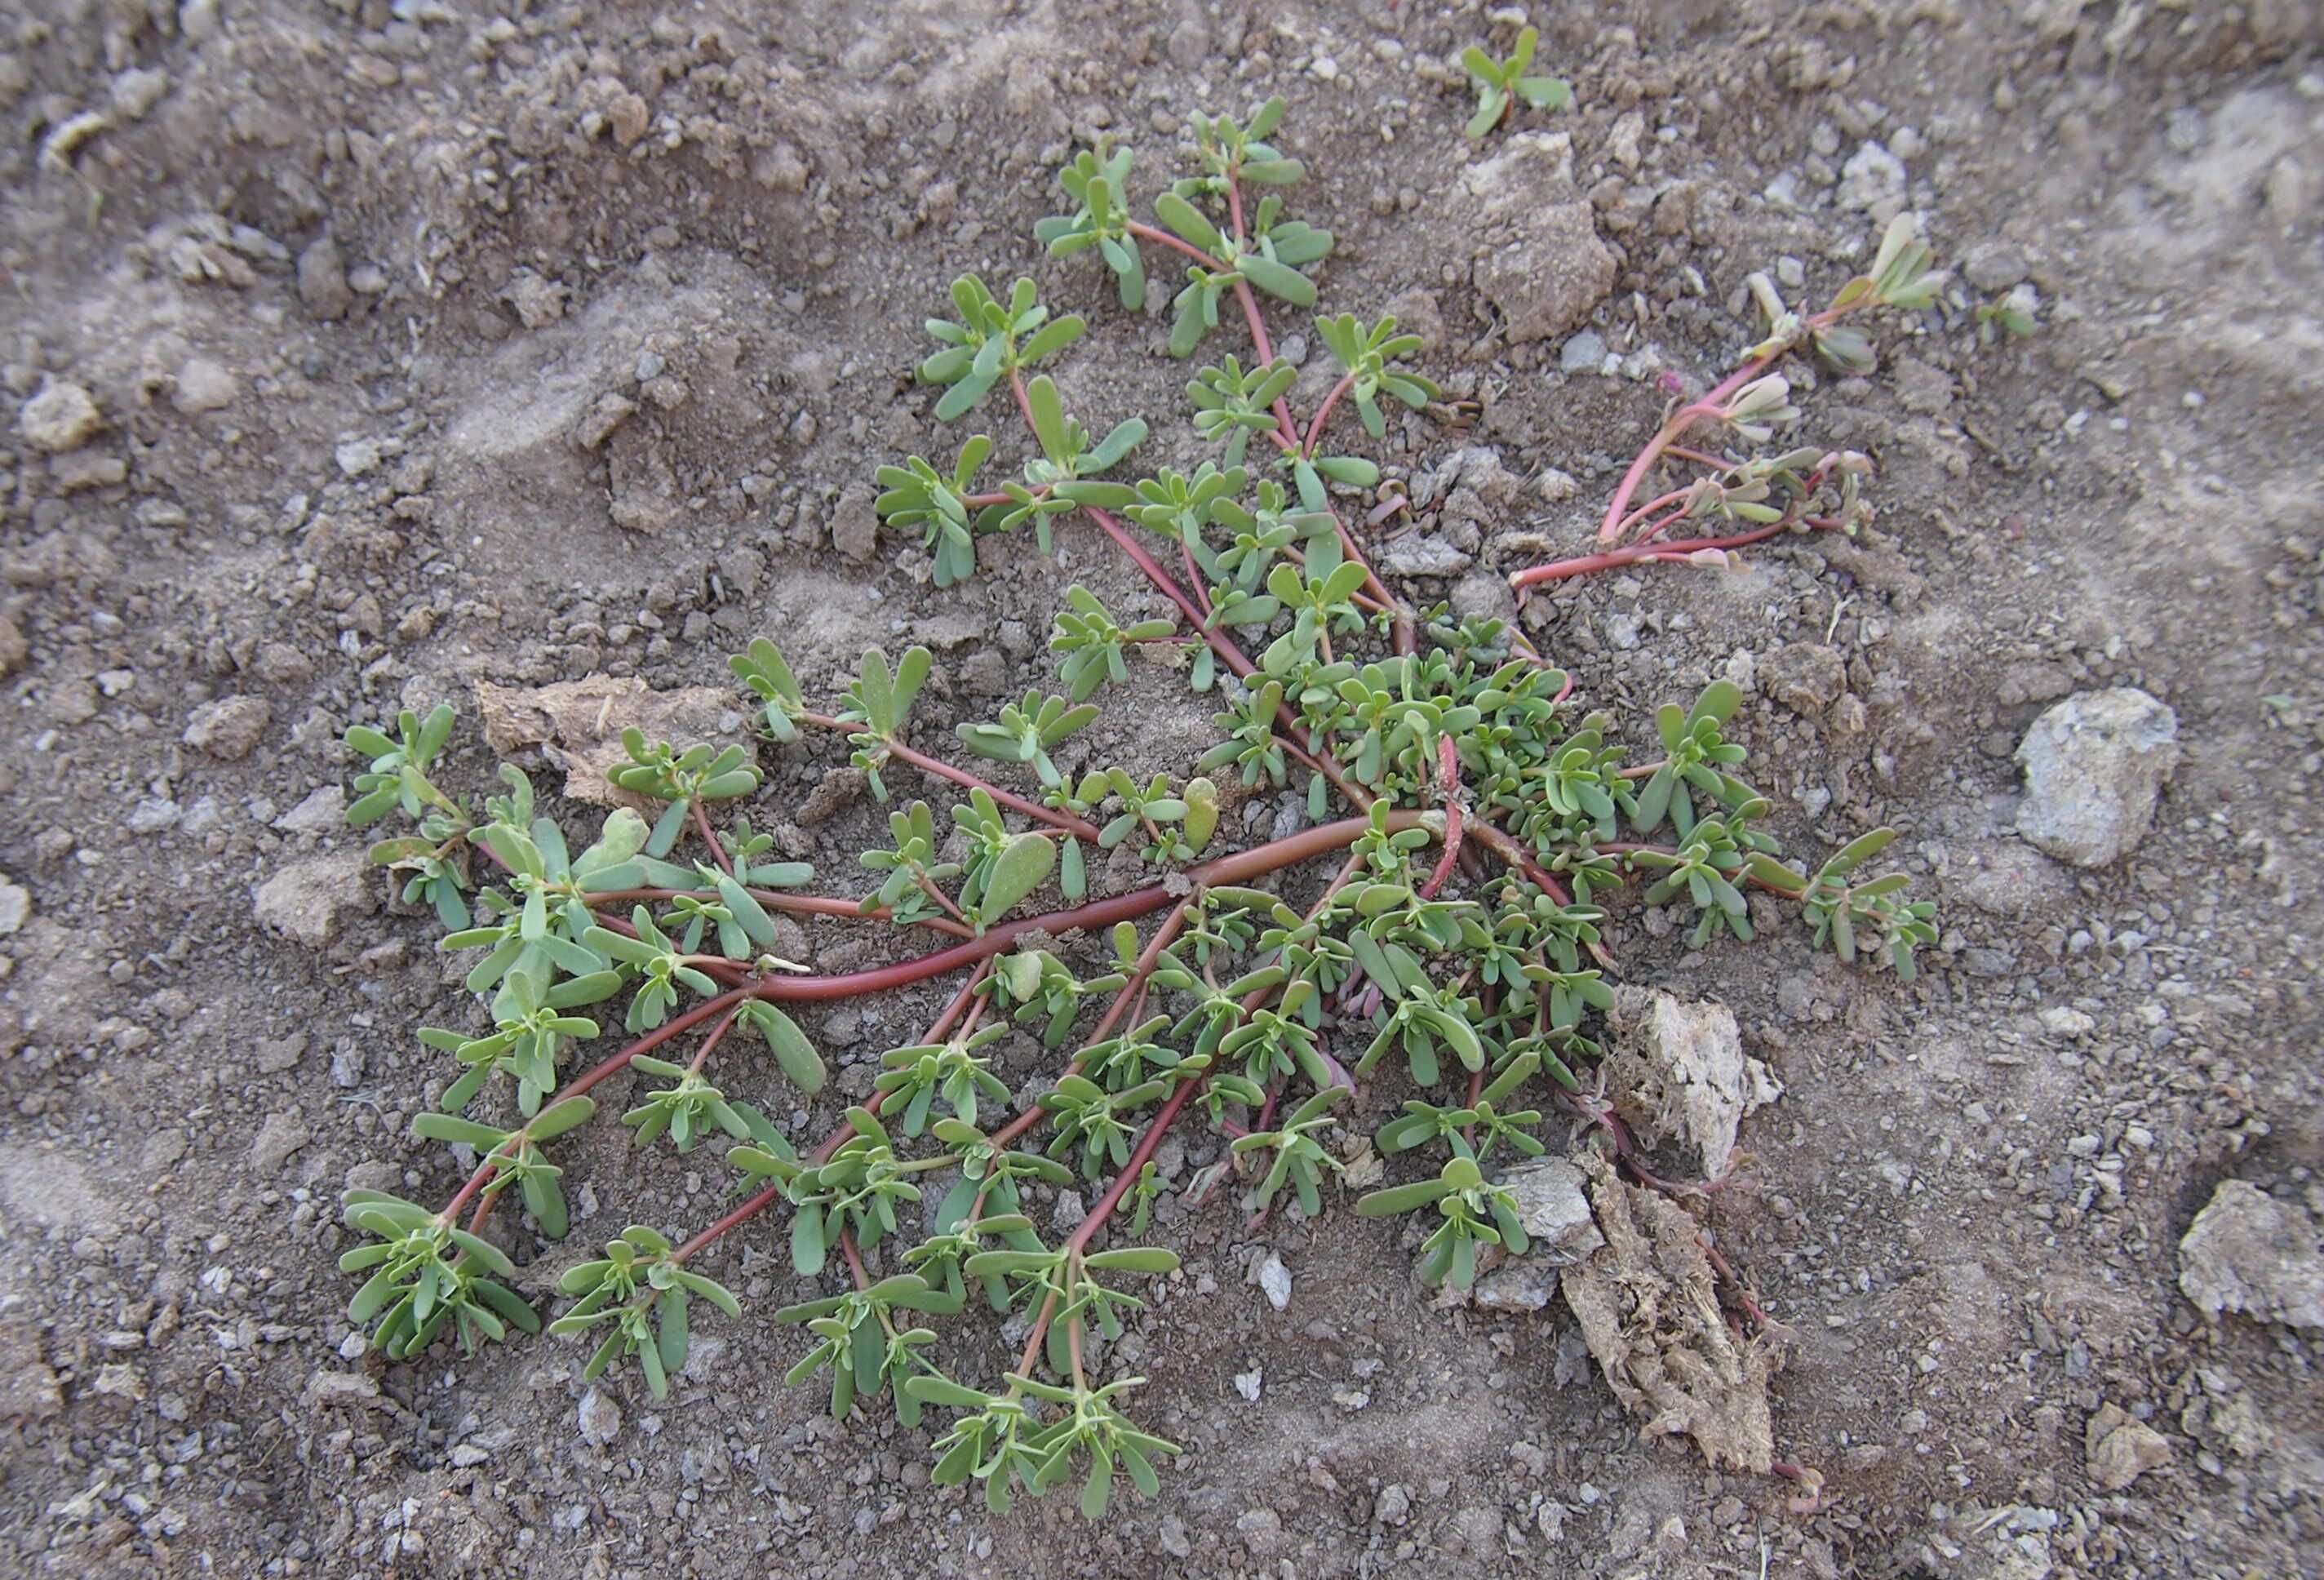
[173,357,238,413]
[2014,688,2179,866]
[578,1387,623,1446]
[832,482,880,563]
[273,786,346,834]
[0,1319,61,1420]
[250,1112,312,1173]
[0,879,28,936]
[1963,241,2029,291]
[1376,535,1472,577]
[2179,1180,2324,1329]
[1256,1251,1292,1311]
[184,695,271,757]
[20,380,103,453]
[253,854,375,947]
[1501,1157,1605,1259]
[1559,330,1608,373]
[1837,142,1907,211]
[1474,202,1615,344]
[2086,1403,2172,1491]
[1474,1157,1606,1311]
[297,233,353,320]
[1761,642,1847,718]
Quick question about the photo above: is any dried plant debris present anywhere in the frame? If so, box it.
[1605,988,1781,1180]
[472,675,738,805]
[1559,1152,1783,1473]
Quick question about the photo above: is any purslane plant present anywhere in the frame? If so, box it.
[1460,25,1573,140]
[335,90,1946,1516]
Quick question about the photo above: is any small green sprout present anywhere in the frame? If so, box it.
[1461,27,1572,140]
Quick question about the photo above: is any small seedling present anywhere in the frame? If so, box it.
[1460,27,1573,140]
[331,77,1957,1521]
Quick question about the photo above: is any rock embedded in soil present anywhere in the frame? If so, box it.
[606,424,681,533]
[19,379,104,453]
[183,697,272,757]
[252,853,375,947]
[1760,642,1848,718]
[0,878,29,936]
[1474,1157,1608,1311]
[1474,202,1616,344]
[573,393,636,450]
[2177,1179,2324,1329]
[249,1112,312,1174]
[297,233,353,320]
[173,357,238,413]
[1559,329,1607,372]
[1375,535,1472,577]
[832,482,880,563]
[2014,688,2179,867]
[1256,1250,1293,1311]
[1501,1157,1606,1263]
[1963,241,2029,291]
[0,613,24,677]
[577,1387,622,1446]
[2085,1403,2173,1491]
[1837,140,1907,212]
[0,1319,64,1420]
[1455,132,1612,344]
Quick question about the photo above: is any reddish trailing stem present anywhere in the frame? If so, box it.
[693,799,736,876]
[795,710,1098,841]
[583,887,974,941]
[747,812,1430,1004]
[1420,735,1466,900]
[1594,304,1859,547]
[1510,517,1846,592]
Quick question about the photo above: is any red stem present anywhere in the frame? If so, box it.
[1302,371,1357,458]
[747,813,1429,1004]
[694,800,736,876]
[1068,1076,1200,1256]
[793,711,1099,841]
[686,1003,743,1076]
[896,739,1099,839]
[1124,220,1217,269]
[583,887,974,941]
[1596,303,1858,546]
[1510,517,1845,591]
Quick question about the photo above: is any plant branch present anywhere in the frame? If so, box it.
[792,711,1100,841]
[438,984,756,1222]
[1510,516,1846,592]
[583,887,975,941]
[747,812,1434,1004]
[672,969,987,1264]
[694,800,736,876]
